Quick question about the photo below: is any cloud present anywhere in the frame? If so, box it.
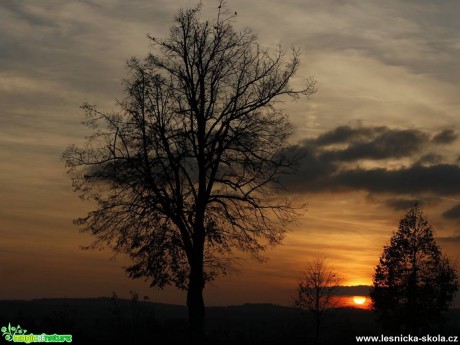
[304,126,430,162]
[432,129,458,144]
[442,204,460,219]
[331,164,460,194]
[319,128,428,161]
[384,197,439,211]
[284,125,460,196]
[385,198,420,211]
[334,285,370,296]
[438,235,460,243]
[312,125,383,145]
[0,2,55,28]
[416,153,444,165]
[282,146,338,187]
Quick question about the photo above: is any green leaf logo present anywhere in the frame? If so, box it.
[1,323,27,342]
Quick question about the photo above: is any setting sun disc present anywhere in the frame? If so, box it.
[353,296,366,305]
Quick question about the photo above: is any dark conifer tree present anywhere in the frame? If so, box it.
[370,205,458,333]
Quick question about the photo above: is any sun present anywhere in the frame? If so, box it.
[353,296,366,305]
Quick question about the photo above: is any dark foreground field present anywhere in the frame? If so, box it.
[0,298,458,344]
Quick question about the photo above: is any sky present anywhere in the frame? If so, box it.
[1,0,459,307]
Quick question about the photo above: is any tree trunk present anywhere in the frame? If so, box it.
[187,254,206,342]
[314,312,321,344]
[314,288,321,343]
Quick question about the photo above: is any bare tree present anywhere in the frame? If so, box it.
[294,257,341,343]
[63,2,316,341]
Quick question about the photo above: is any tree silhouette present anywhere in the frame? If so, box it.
[294,257,341,343]
[370,205,458,333]
[63,2,315,341]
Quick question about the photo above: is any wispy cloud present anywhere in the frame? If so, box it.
[442,204,460,220]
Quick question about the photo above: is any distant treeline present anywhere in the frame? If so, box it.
[0,298,458,345]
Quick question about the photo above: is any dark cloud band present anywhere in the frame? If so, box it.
[283,125,459,196]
